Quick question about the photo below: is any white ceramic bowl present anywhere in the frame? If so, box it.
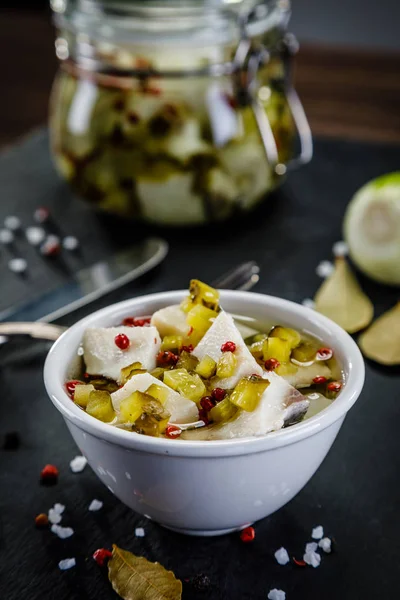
[44,291,364,536]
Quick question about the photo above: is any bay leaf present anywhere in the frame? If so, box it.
[108,544,182,600]
[314,257,374,333]
[358,302,400,365]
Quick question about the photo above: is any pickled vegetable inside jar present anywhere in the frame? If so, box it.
[50,0,312,225]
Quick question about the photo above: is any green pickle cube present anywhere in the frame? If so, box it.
[176,351,199,372]
[181,279,220,313]
[86,390,116,422]
[195,355,217,379]
[163,368,206,402]
[263,337,291,363]
[269,326,301,349]
[230,376,270,412]
[186,304,219,344]
[209,398,237,423]
[291,343,317,363]
[120,391,145,423]
[145,383,169,405]
[74,384,95,408]
[216,352,237,378]
[120,361,146,384]
[161,335,183,353]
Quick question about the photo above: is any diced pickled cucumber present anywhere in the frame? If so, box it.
[230,376,270,412]
[209,398,237,423]
[270,326,301,349]
[74,384,95,408]
[88,378,120,393]
[163,368,206,402]
[291,343,317,363]
[182,279,220,312]
[176,350,199,372]
[216,352,237,378]
[161,335,183,353]
[195,355,217,378]
[186,304,219,344]
[145,383,169,405]
[249,340,264,359]
[245,333,268,345]
[150,367,168,380]
[135,413,160,437]
[263,337,291,363]
[120,391,145,423]
[140,394,170,421]
[120,361,146,384]
[275,362,299,377]
[86,390,116,422]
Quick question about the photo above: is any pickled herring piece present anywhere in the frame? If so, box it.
[230,376,270,412]
[111,372,198,423]
[182,372,309,440]
[314,257,374,333]
[209,398,237,423]
[150,305,189,338]
[193,311,262,389]
[86,390,116,423]
[195,355,217,378]
[269,326,301,349]
[73,384,95,408]
[82,326,161,384]
[216,352,237,378]
[263,337,291,364]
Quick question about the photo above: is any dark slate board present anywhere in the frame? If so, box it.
[0,130,400,600]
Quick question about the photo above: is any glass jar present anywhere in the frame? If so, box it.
[49,0,312,225]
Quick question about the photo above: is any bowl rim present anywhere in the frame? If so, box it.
[44,290,365,458]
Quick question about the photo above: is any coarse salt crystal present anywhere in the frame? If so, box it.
[268,589,286,600]
[274,547,290,566]
[316,260,334,278]
[58,558,76,570]
[48,509,62,524]
[88,499,103,512]
[0,228,14,244]
[26,226,45,246]
[51,524,74,539]
[62,236,79,251]
[53,503,65,515]
[318,537,332,553]
[135,527,145,537]
[4,215,21,230]
[305,542,318,554]
[332,240,349,257]
[301,298,315,309]
[70,455,87,473]
[311,525,324,540]
[8,258,27,274]
[303,550,321,568]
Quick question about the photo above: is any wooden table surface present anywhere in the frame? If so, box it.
[2,8,400,150]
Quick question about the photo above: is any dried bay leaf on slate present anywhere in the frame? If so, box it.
[314,257,374,333]
[108,544,182,600]
[359,302,400,365]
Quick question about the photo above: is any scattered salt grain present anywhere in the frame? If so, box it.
[77,346,84,356]
[303,550,321,568]
[301,298,315,309]
[305,542,318,554]
[4,215,21,231]
[58,558,76,571]
[316,260,334,278]
[62,235,79,251]
[318,537,332,553]
[8,258,27,274]
[0,228,14,244]
[268,589,286,600]
[48,509,63,524]
[51,524,74,539]
[88,499,103,512]
[70,455,87,473]
[26,226,45,246]
[53,503,65,515]
[135,527,145,537]
[274,547,290,566]
[311,525,324,540]
[332,240,349,257]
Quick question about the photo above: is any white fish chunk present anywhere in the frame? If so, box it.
[192,311,262,388]
[111,372,198,424]
[150,304,190,338]
[283,362,332,388]
[182,372,309,440]
[82,326,161,384]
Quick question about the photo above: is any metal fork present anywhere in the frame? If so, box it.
[0,261,260,342]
